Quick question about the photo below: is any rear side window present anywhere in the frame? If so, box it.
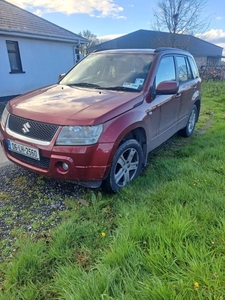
[176,56,192,82]
[188,57,199,79]
[155,56,176,86]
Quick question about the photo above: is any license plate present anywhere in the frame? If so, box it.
[7,140,40,161]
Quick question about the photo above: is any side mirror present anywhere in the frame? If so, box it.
[58,73,66,81]
[156,81,179,95]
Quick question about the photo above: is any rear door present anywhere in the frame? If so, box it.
[175,55,200,130]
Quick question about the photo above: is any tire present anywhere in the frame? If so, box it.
[178,104,198,137]
[102,139,143,193]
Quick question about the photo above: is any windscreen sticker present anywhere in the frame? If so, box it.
[135,78,145,85]
[122,78,145,89]
[122,82,139,89]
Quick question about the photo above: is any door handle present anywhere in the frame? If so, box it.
[176,93,181,98]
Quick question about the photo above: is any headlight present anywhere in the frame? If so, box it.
[1,107,9,128]
[56,124,103,145]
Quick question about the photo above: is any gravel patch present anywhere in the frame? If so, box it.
[0,163,85,261]
[0,101,86,262]
[0,102,7,117]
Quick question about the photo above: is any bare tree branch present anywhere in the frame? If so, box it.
[78,30,99,55]
[152,0,211,37]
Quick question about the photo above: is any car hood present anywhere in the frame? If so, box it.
[8,84,143,125]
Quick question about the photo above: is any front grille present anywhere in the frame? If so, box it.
[8,114,59,142]
[11,152,50,169]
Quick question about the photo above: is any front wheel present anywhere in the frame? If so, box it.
[178,105,198,137]
[102,139,143,193]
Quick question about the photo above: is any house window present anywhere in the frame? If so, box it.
[6,40,24,73]
[207,56,220,66]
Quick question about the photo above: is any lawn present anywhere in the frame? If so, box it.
[0,81,225,299]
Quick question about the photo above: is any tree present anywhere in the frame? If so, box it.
[153,0,210,46]
[78,30,99,55]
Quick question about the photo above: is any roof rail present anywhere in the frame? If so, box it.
[154,47,181,53]
[92,48,111,53]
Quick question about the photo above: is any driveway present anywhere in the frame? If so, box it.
[0,101,7,115]
[0,111,12,168]
[0,146,10,167]
[0,101,10,167]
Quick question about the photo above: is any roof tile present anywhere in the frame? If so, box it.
[0,0,86,42]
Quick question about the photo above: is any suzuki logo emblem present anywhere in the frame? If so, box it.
[22,122,31,134]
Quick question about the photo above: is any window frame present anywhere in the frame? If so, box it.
[155,55,176,87]
[175,55,193,83]
[6,40,25,74]
[188,56,199,79]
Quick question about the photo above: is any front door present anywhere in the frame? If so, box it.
[154,55,180,144]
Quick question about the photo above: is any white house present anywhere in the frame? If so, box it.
[0,0,87,99]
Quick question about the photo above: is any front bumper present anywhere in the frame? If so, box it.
[0,129,114,187]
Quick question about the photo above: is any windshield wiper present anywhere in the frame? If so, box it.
[100,86,140,92]
[68,83,140,92]
[69,82,101,88]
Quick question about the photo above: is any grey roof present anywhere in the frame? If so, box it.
[89,29,223,57]
[0,0,87,43]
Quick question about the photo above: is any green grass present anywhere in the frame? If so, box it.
[1,81,225,299]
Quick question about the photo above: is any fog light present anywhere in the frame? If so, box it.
[62,162,69,171]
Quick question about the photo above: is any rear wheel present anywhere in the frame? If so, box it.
[102,139,143,193]
[178,104,198,137]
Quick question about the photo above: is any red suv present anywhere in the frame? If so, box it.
[0,48,201,192]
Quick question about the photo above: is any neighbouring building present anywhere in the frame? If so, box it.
[0,0,87,99]
[89,29,224,69]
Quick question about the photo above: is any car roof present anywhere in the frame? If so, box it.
[92,49,155,54]
[92,47,191,56]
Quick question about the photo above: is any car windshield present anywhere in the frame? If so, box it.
[60,52,154,92]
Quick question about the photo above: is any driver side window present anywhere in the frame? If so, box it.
[155,56,176,87]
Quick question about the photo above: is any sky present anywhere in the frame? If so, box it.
[6,0,225,54]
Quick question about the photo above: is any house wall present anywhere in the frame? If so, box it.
[193,56,207,68]
[194,56,222,70]
[0,36,77,97]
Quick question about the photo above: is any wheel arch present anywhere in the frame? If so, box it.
[100,106,149,171]
[118,127,147,168]
[102,137,145,193]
